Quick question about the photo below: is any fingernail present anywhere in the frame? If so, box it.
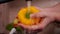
[30,14,32,17]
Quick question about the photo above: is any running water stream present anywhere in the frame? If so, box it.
[24,1,37,34]
[24,1,32,34]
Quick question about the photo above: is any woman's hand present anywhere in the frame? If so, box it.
[18,3,60,31]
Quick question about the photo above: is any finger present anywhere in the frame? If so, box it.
[18,23,39,30]
[30,11,47,19]
[39,17,54,29]
[18,23,26,28]
[30,13,36,19]
[30,25,40,30]
[30,13,41,25]
[18,23,31,29]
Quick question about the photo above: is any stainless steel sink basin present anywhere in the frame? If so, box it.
[0,0,60,34]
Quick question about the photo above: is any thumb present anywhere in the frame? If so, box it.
[30,11,46,18]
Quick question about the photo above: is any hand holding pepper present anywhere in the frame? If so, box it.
[18,3,60,31]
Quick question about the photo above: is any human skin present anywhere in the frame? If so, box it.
[18,3,60,30]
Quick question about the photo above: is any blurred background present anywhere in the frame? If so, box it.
[0,0,60,34]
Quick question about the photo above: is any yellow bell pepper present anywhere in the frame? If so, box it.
[18,6,40,25]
